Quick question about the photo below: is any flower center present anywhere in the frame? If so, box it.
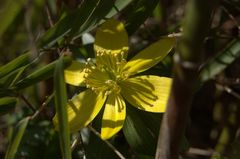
[83,55,127,95]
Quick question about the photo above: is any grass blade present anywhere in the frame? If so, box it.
[14,56,71,90]
[0,53,29,79]
[0,97,17,115]
[54,56,71,159]
[4,118,29,159]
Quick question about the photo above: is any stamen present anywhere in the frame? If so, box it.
[121,72,129,79]
[104,91,112,96]
[87,58,91,62]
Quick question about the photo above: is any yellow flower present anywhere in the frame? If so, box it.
[53,19,175,140]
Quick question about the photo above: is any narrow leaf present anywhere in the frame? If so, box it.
[123,106,161,156]
[54,56,71,159]
[105,0,133,19]
[0,97,17,115]
[4,118,29,159]
[0,0,27,38]
[200,39,240,81]
[0,53,29,79]
[38,0,133,48]
[13,56,71,90]
[125,0,160,34]
[0,66,27,88]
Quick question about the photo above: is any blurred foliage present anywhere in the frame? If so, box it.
[0,0,240,159]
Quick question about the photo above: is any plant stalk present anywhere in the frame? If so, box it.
[155,0,217,158]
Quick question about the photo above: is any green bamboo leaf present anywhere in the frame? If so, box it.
[4,117,29,159]
[125,0,160,34]
[0,0,27,38]
[0,53,29,79]
[0,66,27,88]
[38,0,133,48]
[54,56,71,159]
[73,0,134,37]
[13,56,72,90]
[0,97,17,115]
[0,89,15,98]
[123,106,161,156]
[105,0,133,18]
[200,39,240,81]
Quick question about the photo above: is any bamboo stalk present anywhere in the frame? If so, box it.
[155,0,217,159]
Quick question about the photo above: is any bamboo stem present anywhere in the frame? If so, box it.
[155,0,217,158]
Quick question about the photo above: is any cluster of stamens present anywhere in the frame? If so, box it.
[104,79,121,95]
[82,48,130,96]
[83,56,125,96]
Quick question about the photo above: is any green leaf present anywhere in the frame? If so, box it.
[85,131,119,159]
[200,39,240,81]
[13,56,72,90]
[0,53,29,79]
[75,0,134,37]
[85,114,122,159]
[123,106,161,156]
[0,66,27,88]
[0,0,27,38]
[125,0,160,34]
[105,0,133,18]
[4,117,29,159]
[0,97,17,115]
[70,0,115,37]
[38,0,133,48]
[54,55,71,159]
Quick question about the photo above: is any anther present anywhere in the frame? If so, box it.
[104,91,112,96]
[87,58,92,62]
[120,51,125,57]
[105,80,112,84]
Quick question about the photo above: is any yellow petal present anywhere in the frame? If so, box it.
[53,89,106,132]
[120,75,172,112]
[94,18,129,56]
[123,37,175,76]
[101,93,126,140]
[64,60,86,86]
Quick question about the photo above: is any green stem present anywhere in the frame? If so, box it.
[155,0,217,159]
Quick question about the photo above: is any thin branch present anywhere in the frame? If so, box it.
[216,77,240,86]
[221,6,240,28]
[168,32,183,38]
[216,84,240,100]
[45,4,54,27]
[70,131,87,158]
[88,126,126,159]
[19,94,36,112]
[30,93,54,119]
[187,147,214,156]
[2,93,54,131]
[71,134,80,151]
